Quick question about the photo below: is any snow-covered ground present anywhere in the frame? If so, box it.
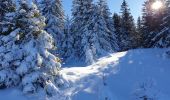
[0,48,170,100]
[62,48,170,100]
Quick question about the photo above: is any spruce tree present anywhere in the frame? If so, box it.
[79,0,96,64]
[71,0,84,60]
[40,0,65,52]
[61,16,74,60]
[71,0,84,35]
[136,16,143,47]
[153,0,170,48]
[88,4,112,58]
[0,1,64,97]
[120,0,137,51]
[71,0,118,64]
[113,13,122,51]
[137,17,142,34]
[141,0,165,48]
[71,0,97,64]
[97,0,118,51]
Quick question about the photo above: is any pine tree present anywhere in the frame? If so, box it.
[141,0,154,48]
[97,0,118,51]
[113,13,122,51]
[71,0,84,34]
[88,4,112,58]
[71,0,94,64]
[71,0,118,64]
[61,16,74,60]
[71,0,84,60]
[40,0,65,53]
[120,0,137,51]
[137,17,142,34]
[71,0,97,64]
[136,16,143,47]
[152,0,170,48]
[0,0,16,35]
[0,1,64,97]
[79,0,96,64]
[141,0,165,48]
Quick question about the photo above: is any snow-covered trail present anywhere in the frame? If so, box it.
[62,52,126,80]
[61,49,170,100]
[61,52,127,100]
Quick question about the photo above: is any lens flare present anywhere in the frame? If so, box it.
[151,1,163,10]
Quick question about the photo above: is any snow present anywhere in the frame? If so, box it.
[61,48,170,100]
[0,89,27,100]
[0,48,170,100]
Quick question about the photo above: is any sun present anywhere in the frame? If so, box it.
[151,1,163,10]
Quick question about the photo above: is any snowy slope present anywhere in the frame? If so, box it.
[0,48,170,100]
[62,48,170,100]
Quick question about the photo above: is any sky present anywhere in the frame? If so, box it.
[62,0,145,21]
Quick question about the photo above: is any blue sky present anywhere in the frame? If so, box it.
[62,0,144,21]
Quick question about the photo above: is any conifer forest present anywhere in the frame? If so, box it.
[0,0,170,100]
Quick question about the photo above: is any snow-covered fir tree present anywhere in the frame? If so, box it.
[61,16,74,60]
[119,0,138,51]
[40,0,65,54]
[71,0,118,64]
[71,0,97,64]
[136,16,143,48]
[71,0,94,64]
[141,0,154,48]
[97,0,118,49]
[152,0,170,48]
[71,0,87,60]
[0,0,64,97]
[113,13,122,51]
[137,17,142,35]
[98,0,118,51]
[79,0,97,64]
[89,0,118,55]
[141,0,165,48]
[0,0,16,35]
[90,5,111,57]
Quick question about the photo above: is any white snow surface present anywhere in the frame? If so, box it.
[0,48,170,100]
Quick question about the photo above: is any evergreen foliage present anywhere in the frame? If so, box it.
[118,0,139,51]
[141,0,165,48]
[153,0,170,48]
[0,0,16,35]
[40,0,65,51]
[61,16,74,60]
[70,0,118,64]
[0,1,64,97]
